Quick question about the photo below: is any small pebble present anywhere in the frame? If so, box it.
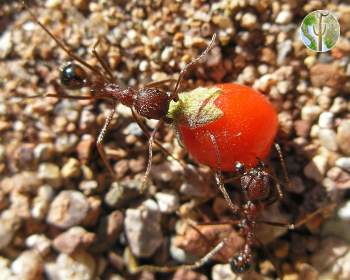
[61,158,81,179]
[92,210,124,252]
[34,143,54,161]
[338,201,350,221]
[276,10,293,24]
[53,227,96,254]
[154,191,179,213]
[318,112,334,129]
[304,155,328,182]
[124,199,163,257]
[25,234,52,256]
[45,251,96,280]
[301,105,321,122]
[11,250,43,280]
[104,180,141,209]
[336,157,350,173]
[38,163,62,188]
[47,190,89,229]
[337,120,350,156]
[240,13,257,29]
[318,128,338,152]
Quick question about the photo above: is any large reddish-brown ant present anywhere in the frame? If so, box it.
[21,1,216,187]
[136,136,332,274]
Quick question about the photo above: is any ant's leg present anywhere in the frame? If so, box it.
[96,105,117,178]
[256,202,336,230]
[92,38,115,82]
[223,174,242,184]
[137,237,227,273]
[140,119,163,192]
[265,172,283,206]
[208,131,240,215]
[45,93,93,100]
[22,1,105,78]
[274,143,291,189]
[170,34,217,101]
[264,143,290,205]
[144,78,177,88]
[131,108,187,169]
[214,172,240,215]
[13,93,91,100]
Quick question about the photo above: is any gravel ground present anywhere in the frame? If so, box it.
[1,0,350,279]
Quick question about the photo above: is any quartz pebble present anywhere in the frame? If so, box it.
[337,120,350,156]
[45,251,96,280]
[61,158,81,179]
[154,191,179,213]
[338,201,350,221]
[336,157,350,173]
[47,190,89,229]
[92,210,124,252]
[53,227,96,254]
[25,234,52,256]
[124,199,163,257]
[38,163,62,188]
[318,112,334,129]
[11,250,43,280]
[304,155,328,182]
[318,128,338,152]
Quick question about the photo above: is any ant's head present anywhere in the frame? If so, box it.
[255,158,265,170]
[230,254,251,273]
[60,62,88,90]
[235,161,245,174]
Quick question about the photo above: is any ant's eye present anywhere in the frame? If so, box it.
[235,161,245,173]
[60,62,87,90]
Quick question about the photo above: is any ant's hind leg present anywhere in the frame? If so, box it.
[170,34,217,101]
[137,237,228,273]
[96,105,117,178]
[256,202,336,230]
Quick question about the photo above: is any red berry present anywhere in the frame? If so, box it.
[167,83,278,171]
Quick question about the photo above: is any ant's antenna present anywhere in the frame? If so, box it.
[170,33,217,101]
[22,1,106,79]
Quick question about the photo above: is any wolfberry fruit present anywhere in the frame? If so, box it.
[167,83,278,171]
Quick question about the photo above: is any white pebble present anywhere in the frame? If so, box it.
[155,191,179,213]
[318,112,334,129]
[336,157,350,173]
[338,201,350,221]
[319,128,338,152]
[301,105,321,122]
[241,13,257,29]
[276,10,293,24]
[304,155,328,182]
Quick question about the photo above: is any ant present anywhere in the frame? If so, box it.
[20,1,216,188]
[136,135,332,275]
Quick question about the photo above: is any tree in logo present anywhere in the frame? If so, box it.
[300,10,340,52]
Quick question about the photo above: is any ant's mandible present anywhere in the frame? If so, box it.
[21,1,216,187]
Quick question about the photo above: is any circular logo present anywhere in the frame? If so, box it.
[300,10,340,52]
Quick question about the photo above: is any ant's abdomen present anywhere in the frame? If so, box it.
[134,88,170,120]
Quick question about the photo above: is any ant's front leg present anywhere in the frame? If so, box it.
[96,104,117,178]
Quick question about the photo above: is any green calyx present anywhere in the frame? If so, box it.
[167,87,224,128]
